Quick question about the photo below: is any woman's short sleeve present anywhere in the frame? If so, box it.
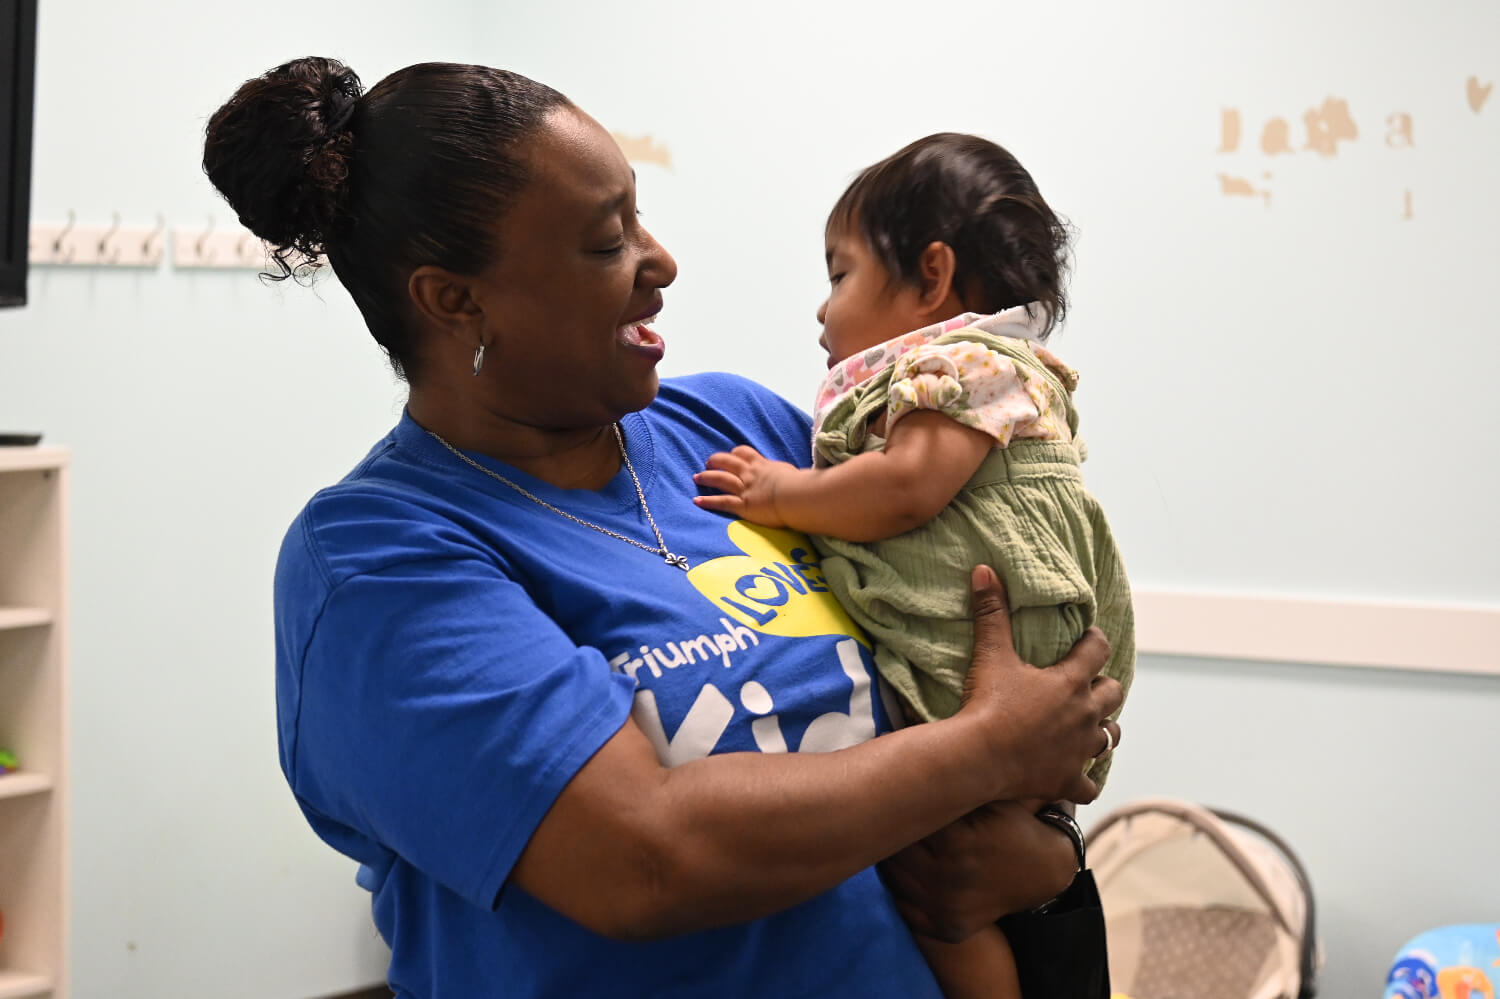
[278,538,637,912]
[886,341,1071,446]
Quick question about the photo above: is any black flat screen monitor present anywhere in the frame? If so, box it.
[0,0,37,308]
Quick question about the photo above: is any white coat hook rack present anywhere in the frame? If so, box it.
[172,216,271,271]
[29,211,167,267]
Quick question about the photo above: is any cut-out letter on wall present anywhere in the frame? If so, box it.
[1218,173,1271,207]
[1217,109,1242,152]
[1467,76,1492,113]
[611,132,674,171]
[1303,97,1359,156]
[1261,117,1294,155]
[1386,113,1415,148]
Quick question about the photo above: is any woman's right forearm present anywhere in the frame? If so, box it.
[511,709,1007,940]
[653,708,1014,933]
[511,570,1121,941]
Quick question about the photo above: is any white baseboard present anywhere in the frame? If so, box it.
[1133,589,1500,676]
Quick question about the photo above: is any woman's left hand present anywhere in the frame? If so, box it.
[879,800,1078,943]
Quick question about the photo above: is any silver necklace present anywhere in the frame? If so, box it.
[427,424,690,570]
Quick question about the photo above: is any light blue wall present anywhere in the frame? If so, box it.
[1,1,1495,996]
[0,2,479,996]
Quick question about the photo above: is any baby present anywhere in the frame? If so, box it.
[695,133,1135,997]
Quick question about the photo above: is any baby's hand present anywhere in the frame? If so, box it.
[693,445,798,527]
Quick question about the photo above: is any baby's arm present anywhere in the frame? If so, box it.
[694,410,992,542]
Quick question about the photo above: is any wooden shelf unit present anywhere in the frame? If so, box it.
[0,969,54,999]
[0,611,50,632]
[0,446,68,998]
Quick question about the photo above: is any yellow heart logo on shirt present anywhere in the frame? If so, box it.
[687,520,869,646]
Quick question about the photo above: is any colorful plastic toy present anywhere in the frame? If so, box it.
[1386,925,1499,999]
[0,748,17,774]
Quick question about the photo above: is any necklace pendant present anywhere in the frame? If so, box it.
[665,552,690,571]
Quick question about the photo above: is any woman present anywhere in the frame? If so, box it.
[204,57,1123,997]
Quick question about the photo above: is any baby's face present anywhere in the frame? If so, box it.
[817,226,930,368]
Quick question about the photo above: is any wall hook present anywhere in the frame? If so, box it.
[52,210,76,261]
[96,212,122,262]
[170,219,268,270]
[196,216,216,261]
[142,215,165,258]
[234,232,259,265]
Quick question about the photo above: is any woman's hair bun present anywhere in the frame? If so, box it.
[202,57,364,262]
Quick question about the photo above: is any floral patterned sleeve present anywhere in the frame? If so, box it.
[885,340,1076,447]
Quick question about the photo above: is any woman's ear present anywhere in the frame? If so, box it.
[408,265,484,347]
[916,241,962,314]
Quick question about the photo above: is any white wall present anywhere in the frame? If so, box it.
[0,2,481,996]
[3,1,1497,996]
[477,0,1500,994]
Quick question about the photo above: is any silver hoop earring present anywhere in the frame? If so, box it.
[472,344,486,377]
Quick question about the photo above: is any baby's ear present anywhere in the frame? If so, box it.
[916,241,960,311]
[912,240,960,313]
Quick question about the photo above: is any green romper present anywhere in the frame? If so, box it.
[811,317,1134,785]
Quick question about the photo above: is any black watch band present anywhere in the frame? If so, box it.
[1036,806,1087,871]
[1024,807,1088,916]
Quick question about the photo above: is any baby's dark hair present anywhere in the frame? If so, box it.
[202,58,570,380]
[828,133,1072,337]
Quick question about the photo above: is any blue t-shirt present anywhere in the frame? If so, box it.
[274,373,942,998]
